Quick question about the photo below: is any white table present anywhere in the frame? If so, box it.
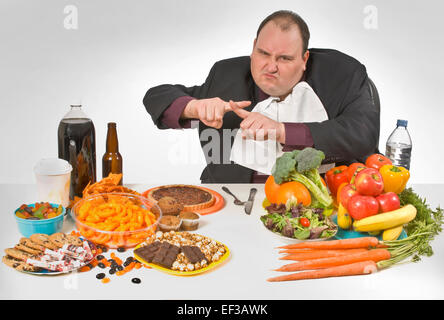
[1,183,443,300]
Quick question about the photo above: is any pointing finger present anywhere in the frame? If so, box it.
[229,100,250,119]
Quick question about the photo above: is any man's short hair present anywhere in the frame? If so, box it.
[256,10,310,56]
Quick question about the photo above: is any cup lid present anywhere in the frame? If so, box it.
[34,158,72,176]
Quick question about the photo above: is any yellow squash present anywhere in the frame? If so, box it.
[382,225,404,241]
[337,203,352,229]
[353,204,416,232]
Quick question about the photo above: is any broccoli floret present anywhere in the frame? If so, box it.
[272,148,333,208]
[272,150,300,184]
[294,147,325,173]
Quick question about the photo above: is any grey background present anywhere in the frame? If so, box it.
[1,0,442,185]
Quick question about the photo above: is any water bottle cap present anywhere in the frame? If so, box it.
[397,119,408,127]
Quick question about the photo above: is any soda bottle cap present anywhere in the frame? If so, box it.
[397,119,408,127]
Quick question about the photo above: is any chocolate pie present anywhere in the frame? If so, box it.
[147,185,215,211]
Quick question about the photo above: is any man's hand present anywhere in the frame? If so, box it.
[181,97,251,129]
[229,100,286,143]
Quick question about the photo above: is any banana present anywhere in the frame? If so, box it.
[353,204,416,232]
[337,203,352,229]
[382,225,404,241]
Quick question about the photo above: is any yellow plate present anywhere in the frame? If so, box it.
[133,238,230,276]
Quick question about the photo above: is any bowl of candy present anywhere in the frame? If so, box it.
[14,202,65,237]
[70,193,162,248]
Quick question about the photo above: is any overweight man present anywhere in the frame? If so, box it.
[143,10,380,183]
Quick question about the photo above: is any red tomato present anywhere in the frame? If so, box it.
[300,217,310,227]
[339,184,358,208]
[264,175,281,204]
[354,168,384,197]
[376,192,401,213]
[347,195,379,220]
[275,181,311,206]
[365,154,392,170]
[347,163,366,182]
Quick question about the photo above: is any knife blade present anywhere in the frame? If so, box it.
[244,188,257,215]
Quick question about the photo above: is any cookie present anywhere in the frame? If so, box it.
[14,244,42,256]
[19,237,46,252]
[2,255,40,272]
[64,234,83,246]
[29,234,58,250]
[49,233,82,248]
[4,248,35,262]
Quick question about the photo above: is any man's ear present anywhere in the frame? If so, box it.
[302,50,310,71]
[251,38,257,57]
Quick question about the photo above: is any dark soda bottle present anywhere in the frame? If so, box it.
[102,122,123,185]
[58,105,96,199]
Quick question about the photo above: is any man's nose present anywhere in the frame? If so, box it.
[265,58,278,73]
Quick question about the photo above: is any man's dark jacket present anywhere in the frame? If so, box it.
[143,48,380,183]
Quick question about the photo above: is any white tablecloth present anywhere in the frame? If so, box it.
[1,183,443,300]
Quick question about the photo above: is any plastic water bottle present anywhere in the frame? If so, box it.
[385,119,412,170]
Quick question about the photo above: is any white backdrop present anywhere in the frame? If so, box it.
[1,0,442,185]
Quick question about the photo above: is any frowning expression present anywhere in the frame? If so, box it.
[250,21,309,100]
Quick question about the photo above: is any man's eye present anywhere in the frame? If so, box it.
[280,56,292,61]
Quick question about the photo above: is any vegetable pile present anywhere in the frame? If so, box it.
[266,155,443,282]
[332,153,416,240]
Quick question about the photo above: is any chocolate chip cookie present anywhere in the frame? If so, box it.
[49,233,82,248]
[29,234,58,250]
[2,255,40,272]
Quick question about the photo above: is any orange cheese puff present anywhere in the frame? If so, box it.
[134,262,142,269]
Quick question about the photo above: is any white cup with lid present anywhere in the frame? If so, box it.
[34,158,72,207]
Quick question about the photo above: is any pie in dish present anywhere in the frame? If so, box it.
[146,185,215,212]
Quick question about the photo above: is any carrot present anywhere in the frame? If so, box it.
[267,260,378,282]
[275,248,390,272]
[277,237,380,250]
[279,248,368,261]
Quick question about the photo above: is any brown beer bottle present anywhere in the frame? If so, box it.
[102,122,123,184]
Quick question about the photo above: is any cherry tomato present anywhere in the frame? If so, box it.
[300,217,310,227]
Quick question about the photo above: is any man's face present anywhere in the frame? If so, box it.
[251,21,309,100]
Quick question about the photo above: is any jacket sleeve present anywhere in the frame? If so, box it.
[142,63,217,129]
[304,65,380,163]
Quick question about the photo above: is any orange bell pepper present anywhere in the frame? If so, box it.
[379,164,410,194]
